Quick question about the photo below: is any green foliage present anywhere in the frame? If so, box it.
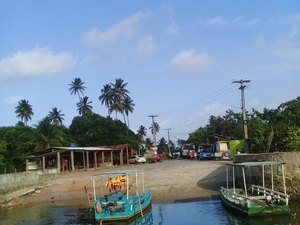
[188,97,300,152]
[157,137,168,154]
[0,126,36,172]
[69,113,139,149]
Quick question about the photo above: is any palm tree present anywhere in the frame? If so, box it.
[123,96,135,128]
[77,96,93,116]
[99,84,113,116]
[34,117,65,149]
[47,107,65,125]
[15,99,33,125]
[137,125,147,141]
[150,122,160,135]
[110,78,129,120]
[68,77,86,98]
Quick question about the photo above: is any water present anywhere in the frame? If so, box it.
[0,200,299,225]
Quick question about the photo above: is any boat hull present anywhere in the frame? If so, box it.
[94,189,152,222]
[220,190,289,217]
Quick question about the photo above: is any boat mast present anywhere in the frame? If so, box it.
[226,165,228,189]
[282,164,287,195]
[126,174,129,199]
[242,166,247,197]
[233,166,235,193]
[93,178,96,201]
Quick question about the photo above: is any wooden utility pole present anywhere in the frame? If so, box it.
[166,128,171,156]
[233,79,251,152]
[148,115,158,149]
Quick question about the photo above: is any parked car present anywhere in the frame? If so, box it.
[150,154,163,163]
[187,150,197,159]
[129,155,146,164]
[198,148,214,160]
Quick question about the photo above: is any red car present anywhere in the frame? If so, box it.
[150,154,163,163]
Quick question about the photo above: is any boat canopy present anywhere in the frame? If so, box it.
[226,161,286,167]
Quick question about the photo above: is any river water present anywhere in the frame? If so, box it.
[0,200,299,225]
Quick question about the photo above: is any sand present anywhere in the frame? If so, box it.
[1,160,228,209]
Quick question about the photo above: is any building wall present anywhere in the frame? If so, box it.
[234,152,300,200]
[0,171,58,194]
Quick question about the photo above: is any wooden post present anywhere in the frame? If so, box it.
[102,151,105,163]
[57,152,61,173]
[110,151,113,165]
[42,156,45,173]
[70,150,75,172]
[26,159,29,172]
[86,151,89,170]
[120,149,123,166]
[94,152,97,169]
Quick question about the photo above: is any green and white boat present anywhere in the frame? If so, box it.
[92,169,152,223]
[220,161,290,217]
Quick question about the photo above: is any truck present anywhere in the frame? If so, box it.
[182,143,196,159]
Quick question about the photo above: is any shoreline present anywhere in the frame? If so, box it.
[1,160,227,209]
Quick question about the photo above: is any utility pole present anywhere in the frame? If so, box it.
[148,115,158,152]
[233,79,251,153]
[166,128,171,156]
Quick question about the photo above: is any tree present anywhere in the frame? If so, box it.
[157,137,168,154]
[34,117,68,149]
[47,107,65,125]
[110,78,130,121]
[99,84,113,116]
[137,125,147,141]
[123,96,135,128]
[145,138,153,149]
[150,122,160,135]
[69,113,139,148]
[15,99,34,125]
[77,96,93,116]
[68,77,86,98]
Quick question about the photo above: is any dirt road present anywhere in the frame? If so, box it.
[2,160,228,208]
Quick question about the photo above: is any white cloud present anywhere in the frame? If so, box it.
[165,22,179,35]
[255,23,300,71]
[170,49,211,72]
[0,47,76,81]
[2,95,24,105]
[232,15,260,27]
[196,102,227,118]
[136,36,158,54]
[83,11,150,46]
[197,15,260,28]
[198,16,228,27]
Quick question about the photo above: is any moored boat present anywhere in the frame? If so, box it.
[92,169,152,222]
[220,161,290,217]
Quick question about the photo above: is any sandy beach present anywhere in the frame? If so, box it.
[1,160,228,209]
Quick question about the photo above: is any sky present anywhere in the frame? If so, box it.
[1,0,300,143]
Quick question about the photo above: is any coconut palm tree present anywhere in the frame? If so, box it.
[77,96,93,116]
[15,99,33,125]
[150,122,160,134]
[34,117,65,149]
[137,125,147,141]
[99,84,113,116]
[68,77,86,98]
[110,78,129,120]
[47,107,65,125]
[123,96,135,128]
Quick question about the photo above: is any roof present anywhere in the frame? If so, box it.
[226,161,286,167]
[30,145,127,157]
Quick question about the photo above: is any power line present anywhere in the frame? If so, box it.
[158,83,237,116]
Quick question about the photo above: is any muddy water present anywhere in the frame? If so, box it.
[0,200,299,225]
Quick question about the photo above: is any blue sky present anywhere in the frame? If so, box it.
[1,0,299,142]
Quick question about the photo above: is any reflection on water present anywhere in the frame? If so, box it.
[0,200,299,225]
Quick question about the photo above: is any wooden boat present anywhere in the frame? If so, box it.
[220,161,290,217]
[92,169,152,222]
